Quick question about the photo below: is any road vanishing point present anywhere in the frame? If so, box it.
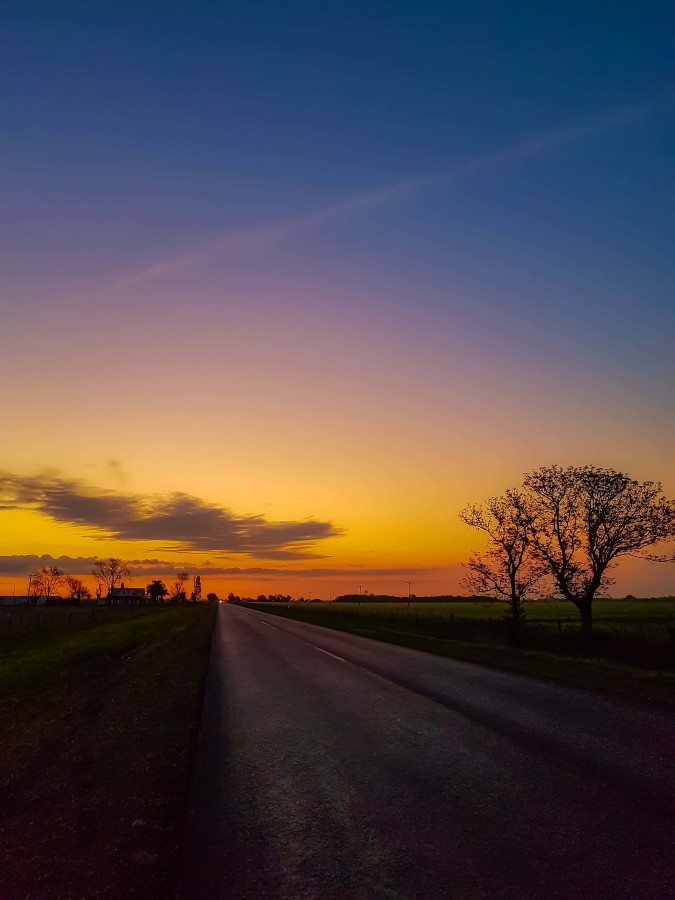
[178,603,675,899]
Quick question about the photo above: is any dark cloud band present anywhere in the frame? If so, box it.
[0,554,423,580]
[0,471,341,560]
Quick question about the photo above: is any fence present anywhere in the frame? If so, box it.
[0,604,148,636]
[241,602,675,669]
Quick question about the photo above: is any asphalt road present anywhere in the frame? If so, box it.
[178,603,675,899]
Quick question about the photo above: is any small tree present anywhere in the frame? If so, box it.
[172,570,189,601]
[92,558,130,601]
[34,566,65,600]
[29,576,43,605]
[64,576,92,602]
[192,575,202,604]
[206,592,219,603]
[523,465,675,638]
[146,580,169,604]
[460,490,545,644]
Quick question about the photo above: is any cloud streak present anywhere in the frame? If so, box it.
[0,554,426,580]
[101,99,654,293]
[0,471,341,560]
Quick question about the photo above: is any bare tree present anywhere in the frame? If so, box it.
[460,490,546,644]
[29,575,44,605]
[172,570,189,601]
[523,465,675,638]
[91,558,130,601]
[64,576,91,601]
[33,566,65,600]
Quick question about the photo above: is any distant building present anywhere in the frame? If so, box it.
[109,582,145,605]
[0,595,42,606]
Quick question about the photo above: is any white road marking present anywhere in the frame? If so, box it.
[314,646,346,662]
[254,613,346,661]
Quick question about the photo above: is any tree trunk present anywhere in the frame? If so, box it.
[508,600,522,646]
[579,599,593,644]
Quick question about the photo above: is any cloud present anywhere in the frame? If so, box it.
[0,471,341,560]
[97,98,656,293]
[0,555,108,576]
[0,554,425,580]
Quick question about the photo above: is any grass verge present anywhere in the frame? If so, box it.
[0,608,206,696]
[0,605,217,899]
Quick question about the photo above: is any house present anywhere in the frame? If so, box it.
[109,583,145,605]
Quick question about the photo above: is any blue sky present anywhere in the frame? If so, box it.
[2,0,673,393]
[2,1,673,283]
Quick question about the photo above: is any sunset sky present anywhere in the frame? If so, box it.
[1,2,674,598]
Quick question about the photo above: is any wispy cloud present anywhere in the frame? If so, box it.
[101,99,654,293]
[0,471,342,560]
[105,178,420,292]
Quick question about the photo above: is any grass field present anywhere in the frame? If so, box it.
[252,597,675,632]
[0,604,217,899]
[331,597,675,618]
[0,605,196,695]
[0,602,148,636]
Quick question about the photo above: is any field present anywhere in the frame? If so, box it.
[0,602,146,637]
[0,605,192,696]
[243,598,675,703]
[0,604,217,899]
[252,597,675,635]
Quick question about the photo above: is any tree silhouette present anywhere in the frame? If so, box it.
[172,570,189,601]
[460,490,545,644]
[146,580,169,604]
[523,465,675,638]
[34,566,65,600]
[92,558,130,600]
[64,576,91,601]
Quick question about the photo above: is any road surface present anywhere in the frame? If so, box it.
[179,603,675,899]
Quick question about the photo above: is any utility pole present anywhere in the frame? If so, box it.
[25,573,36,605]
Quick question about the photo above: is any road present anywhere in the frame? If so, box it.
[178,603,675,899]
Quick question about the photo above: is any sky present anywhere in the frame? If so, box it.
[1,1,674,598]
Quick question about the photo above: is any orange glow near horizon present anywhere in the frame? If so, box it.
[2,198,674,603]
